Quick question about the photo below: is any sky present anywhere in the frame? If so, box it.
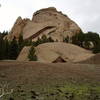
[0,0,100,33]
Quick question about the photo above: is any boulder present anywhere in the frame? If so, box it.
[17,46,30,61]
[17,43,94,63]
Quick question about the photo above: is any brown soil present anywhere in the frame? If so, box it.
[79,53,100,64]
[0,61,100,87]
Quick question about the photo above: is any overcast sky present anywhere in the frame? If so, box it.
[0,0,100,33]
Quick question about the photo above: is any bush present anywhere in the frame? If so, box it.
[34,35,54,46]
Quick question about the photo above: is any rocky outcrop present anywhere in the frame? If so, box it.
[5,7,81,41]
[17,46,31,61]
[17,43,94,62]
[35,42,94,63]
[5,17,30,40]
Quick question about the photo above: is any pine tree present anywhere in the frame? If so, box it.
[41,35,48,43]
[93,40,100,53]
[35,37,42,46]
[72,32,85,47]
[47,37,54,42]
[28,46,37,61]
[0,31,9,60]
[18,34,24,53]
[24,39,32,46]
[4,38,10,59]
[9,37,19,60]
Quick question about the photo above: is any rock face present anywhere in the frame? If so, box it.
[17,46,31,61]
[5,17,30,40]
[35,42,94,63]
[5,7,81,41]
[17,43,94,62]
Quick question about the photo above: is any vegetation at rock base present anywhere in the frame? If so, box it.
[28,45,37,61]
[32,35,54,46]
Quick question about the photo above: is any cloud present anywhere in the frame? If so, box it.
[0,0,100,33]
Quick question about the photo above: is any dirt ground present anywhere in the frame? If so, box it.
[0,61,100,100]
[0,61,100,86]
[79,53,100,64]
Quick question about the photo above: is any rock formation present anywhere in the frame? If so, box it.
[17,43,94,62]
[4,17,30,40]
[5,7,81,41]
[17,46,31,61]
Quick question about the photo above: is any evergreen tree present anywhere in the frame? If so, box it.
[92,40,100,53]
[72,32,85,47]
[18,34,24,53]
[33,36,54,47]
[84,32,100,48]
[83,41,91,49]
[47,37,54,42]
[4,38,10,59]
[28,46,37,61]
[35,37,42,46]
[0,32,9,60]
[41,35,48,43]
[24,39,32,46]
[2,31,8,38]
[9,37,19,60]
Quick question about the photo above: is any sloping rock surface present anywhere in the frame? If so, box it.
[17,43,94,63]
[17,46,30,61]
[35,43,94,63]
